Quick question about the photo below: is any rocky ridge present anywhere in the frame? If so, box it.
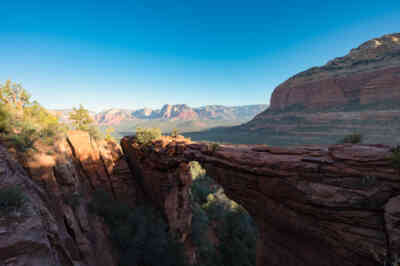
[270,33,400,110]
[94,104,267,125]
[222,33,400,146]
[121,136,400,266]
[1,132,400,266]
[0,132,193,265]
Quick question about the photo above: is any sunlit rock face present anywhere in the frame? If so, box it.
[236,33,400,145]
[122,135,400,266]
[0,131,138,266]
[270,33,400,110]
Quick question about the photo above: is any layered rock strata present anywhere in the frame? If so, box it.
[270,33,400,110]
[122,136,400,266]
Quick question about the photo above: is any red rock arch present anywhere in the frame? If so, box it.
[121,136,400,266]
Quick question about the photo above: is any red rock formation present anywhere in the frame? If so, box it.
[121,135,196,264]
[270,33,400,110]
[230,33,400,146]
[0,131,142,265]
[122,136,400,266]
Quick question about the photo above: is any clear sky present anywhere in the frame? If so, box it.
[1,0,399,111]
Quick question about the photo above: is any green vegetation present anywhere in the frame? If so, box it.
[109,119,242,140]
[90,190,187,266]
[104,126,116,142]
[339,133,363,144]
[210,143,219,153]
[135,127,162,145]
[69,104,103,140]
[171,128,179,138]
[189,162,258,266]
[69,104,94,130]
[0,80,67,152]
[390,145,400,170]
[0,185,26,215]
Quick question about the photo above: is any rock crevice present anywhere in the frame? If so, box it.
[121,136,400,266]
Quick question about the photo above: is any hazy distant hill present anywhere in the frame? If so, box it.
[94,104,267,125]
[51,104,267,138]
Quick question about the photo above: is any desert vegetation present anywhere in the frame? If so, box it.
[69,104,103,140]
[135,127,162,144]
[189,161,258,266]
[90,189,187,266]
[0,185,26,215]
[0,80,107,152]
[0,80,67,152]
[339,133,363,144]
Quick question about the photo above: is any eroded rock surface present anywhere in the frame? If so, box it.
[122,136,400,266]
[233,33,400,145]
[121,135,196,264]
[0,131,135,266]
[270,33,400,110]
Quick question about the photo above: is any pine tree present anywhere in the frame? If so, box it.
[69,104,94,131]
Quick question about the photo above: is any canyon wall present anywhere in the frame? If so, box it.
[270,33,400,110]
[231,33,400,146]
[0,131,149,266]
[122,136,400,266]
[2,130,400,266]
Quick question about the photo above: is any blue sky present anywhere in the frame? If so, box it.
[1,0,399,111]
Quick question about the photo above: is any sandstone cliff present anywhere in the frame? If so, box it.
[212,33,400,146]
[122,136,400,266]
[0,132,122,265]
[2,130,400,266]
[270,33,400,110]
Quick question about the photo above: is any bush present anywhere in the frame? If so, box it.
[0,81,68,151]
[190,172,258,266]
[390,145,400,170]
[0,104,10,133]
[190,161,206,180]
[171,128,179,138]
[339,133,363,144]
[87,125,104,140]
[0,185,26,214]
[135,127,162,145]
[90,190,187,266]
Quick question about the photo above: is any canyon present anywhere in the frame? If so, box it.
[1,33,400,266]
[1,131,399,266]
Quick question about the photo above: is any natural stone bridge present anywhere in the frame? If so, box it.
[121,136,400,266]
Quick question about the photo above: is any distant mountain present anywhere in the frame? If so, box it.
[93,104,267,125]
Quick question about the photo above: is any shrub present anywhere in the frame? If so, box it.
[0,104,10,133]
[87,125,104,140]
[104,127,115,142]
[339,133,363,144]
[135,127,162,145]
[390,145,400,170]
[171,128,179,138]
[191,176,216,204]
[7,132,37,152]
[189,161,206,180]
[68,104,94,131]
[90,190,187,266]
[0,185,26,214]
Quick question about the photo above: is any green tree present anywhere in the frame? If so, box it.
[105,126,115,142]
[0,80,31,111]
[135,127,162,145]
[69,104,94,131]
